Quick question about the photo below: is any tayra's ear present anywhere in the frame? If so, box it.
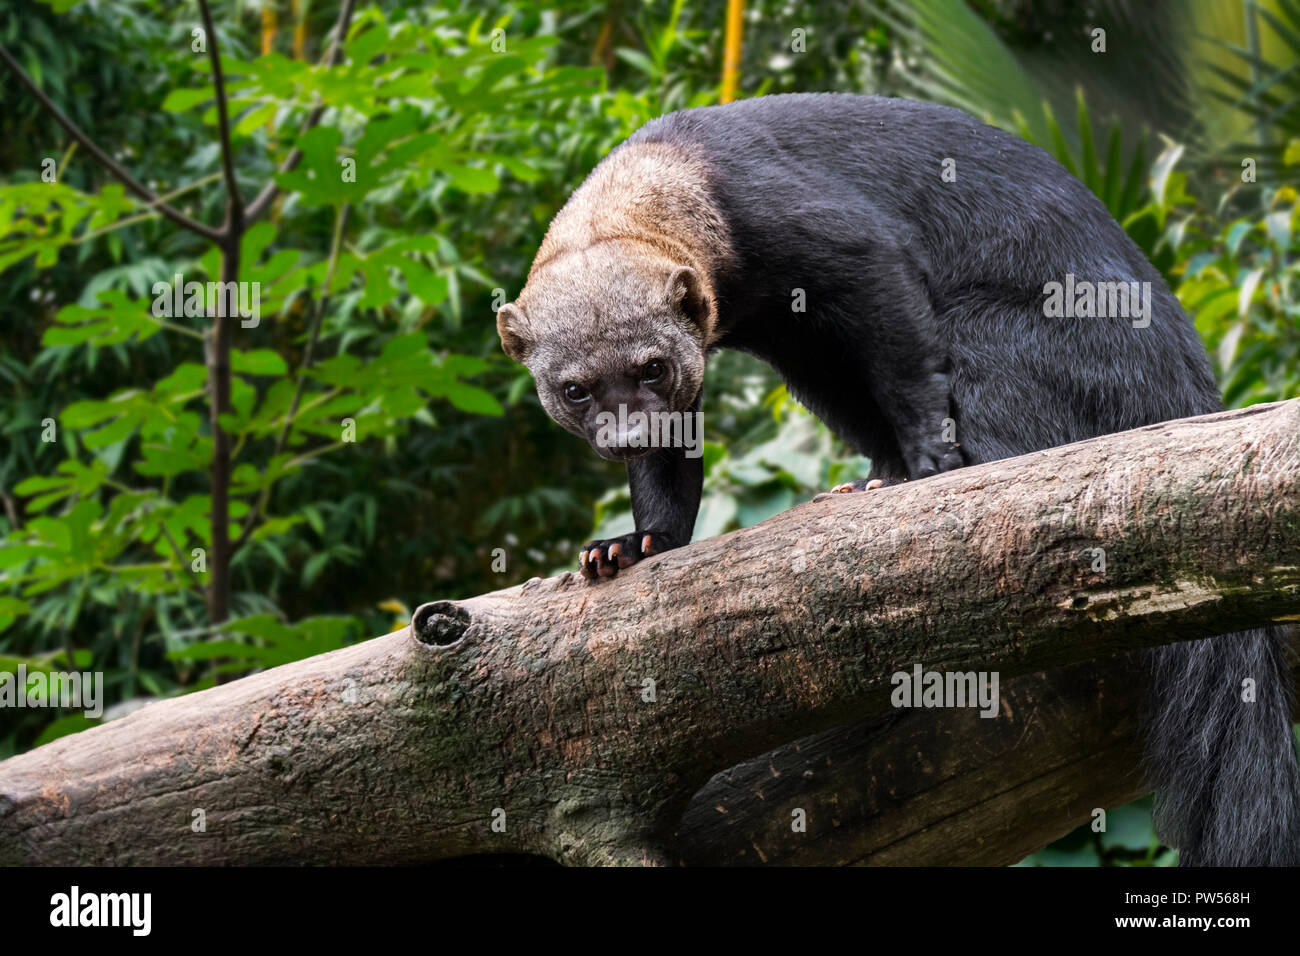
[666,266,712,337]
[496,302,535,363]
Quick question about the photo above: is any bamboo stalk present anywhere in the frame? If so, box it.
[720,0,743,104]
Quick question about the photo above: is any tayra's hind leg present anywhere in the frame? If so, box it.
[767,254,967,496]
[813,384,964,498]
[874,363,966,479]
[802,334,964,497]
[808,268,965,486]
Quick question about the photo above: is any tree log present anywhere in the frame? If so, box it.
[677,645,1300,866]
[1,399,1298,866]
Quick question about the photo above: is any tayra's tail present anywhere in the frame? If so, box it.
[1143,626,1300,866]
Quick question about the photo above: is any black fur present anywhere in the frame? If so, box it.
[567,93,1300,864]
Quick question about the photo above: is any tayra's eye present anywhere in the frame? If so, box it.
[563,382,590,403]
[641,360,667,383]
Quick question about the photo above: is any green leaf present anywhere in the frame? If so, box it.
[615,48,658,78]
[234,101,277,136]
[44,289,163,348]
[0,596,29,632]
[692,493,738,541]
[347,25,388,67]
[445,164,500,194]
[1225,219,1255,257]
[1098,801,1158,853]
[160,87,212,113]
[442,382,503,416]
[275,126,355,208]
[1238,267,1265,319]
[1149,143,1186,212]
[231,349,289,376]
[168,640,275,663]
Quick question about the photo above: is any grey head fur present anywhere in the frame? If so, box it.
[497,141,734,459]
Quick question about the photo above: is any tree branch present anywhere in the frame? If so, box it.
[2,399,1298,865]
[197,0,243,232]
[678,643,1300,865]
[0,43,224,244]
[190,2,243,633]
[244,0,357,224]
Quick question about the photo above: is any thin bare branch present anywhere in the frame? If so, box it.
[0,43,224,244]
[72,173,225,245]
[197,0,243,234]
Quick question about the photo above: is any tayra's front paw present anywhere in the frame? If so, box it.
[579,531,672,580]
[812,477,887,502]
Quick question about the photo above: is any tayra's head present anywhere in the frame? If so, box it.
[497,245,713,462]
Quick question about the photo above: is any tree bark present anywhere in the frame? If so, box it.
[677,646,1300,866]
[2,399,1298,866]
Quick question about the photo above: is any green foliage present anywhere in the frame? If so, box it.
[168,613,364,686]
[1203,0,1300,181]
[1016,797,1177,867]
[1170,187,1300,406]
[0,0,620,754]
[881,0,1047,139]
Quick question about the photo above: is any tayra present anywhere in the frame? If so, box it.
[496,92,1300,866]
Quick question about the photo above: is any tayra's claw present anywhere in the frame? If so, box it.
[813,477,887,501]
[577,531,671,580]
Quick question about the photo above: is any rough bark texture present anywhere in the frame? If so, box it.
[677,646,1300,866]
[1,400,1298,866]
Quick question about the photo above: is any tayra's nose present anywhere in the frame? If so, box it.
[619,421,644,445]
[596,421,645,452]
